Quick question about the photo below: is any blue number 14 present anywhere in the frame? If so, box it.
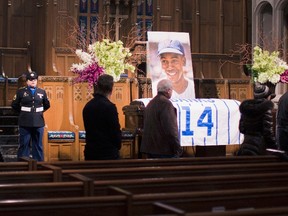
[197,107,213,136]
[182,106,213,136]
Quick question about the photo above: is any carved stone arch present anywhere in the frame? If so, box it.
[275,0,288,10]
[254,1,273,49]
[254,1,273,14]
[274,0,288,52]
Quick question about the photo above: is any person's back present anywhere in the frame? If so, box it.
[83,74,121,160]
[276,91,288,152]
[141,79,182,158]
[237,83,277,156]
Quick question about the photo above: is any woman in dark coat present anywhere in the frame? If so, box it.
[237,83,278,156]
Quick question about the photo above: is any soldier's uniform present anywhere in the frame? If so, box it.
[11,72,50,161]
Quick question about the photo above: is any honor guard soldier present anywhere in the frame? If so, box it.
[11,71,50,161]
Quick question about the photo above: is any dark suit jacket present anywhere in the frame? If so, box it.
[140,93,182,156]
[83,93,122,160]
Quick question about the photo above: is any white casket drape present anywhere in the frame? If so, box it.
[137,98,243,146]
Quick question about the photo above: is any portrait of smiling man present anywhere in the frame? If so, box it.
[148,32,195,99]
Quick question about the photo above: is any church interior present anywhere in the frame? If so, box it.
[1,0,288,215]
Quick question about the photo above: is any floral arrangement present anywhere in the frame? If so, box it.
[70,39,135,88]
[250,46,288,84]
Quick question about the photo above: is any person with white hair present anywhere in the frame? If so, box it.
[140,79,183,158]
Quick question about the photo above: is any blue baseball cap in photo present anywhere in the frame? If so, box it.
[157,39,185,56]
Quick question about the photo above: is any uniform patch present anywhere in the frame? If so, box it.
[37,93,43,98]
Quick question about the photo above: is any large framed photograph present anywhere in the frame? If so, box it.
[147,31,195,99]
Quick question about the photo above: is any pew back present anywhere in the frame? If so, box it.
[0,186,288,216]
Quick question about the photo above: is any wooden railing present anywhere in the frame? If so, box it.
[0,45,31,106]
[37,76,138,161]
[2,74,252,161]
[0,77,19,106]
[0,45,31,78]
[34,75,253,161]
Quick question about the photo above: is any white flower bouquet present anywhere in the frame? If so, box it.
[251,46,288,84]
[70,39,135,88]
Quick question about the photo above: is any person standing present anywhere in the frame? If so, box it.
[152,39,195,99]
[83,74,122,160]
[276,91,288,152]
[11,71,50,161]
[141,79,183,158]
[237,83,277,156]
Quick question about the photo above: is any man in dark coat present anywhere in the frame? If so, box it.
[140,79,183,158]
[11,71,50,161]
[237,83,278,155]
[277,91,288,152]
[83,74,122,160]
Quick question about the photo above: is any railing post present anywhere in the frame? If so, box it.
[4,76,8,106]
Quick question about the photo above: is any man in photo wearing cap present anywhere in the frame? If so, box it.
[237,82,278,156]
[11,71,50,161]
[155,39,195,99]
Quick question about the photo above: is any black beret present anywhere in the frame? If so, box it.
[254,83,270,99]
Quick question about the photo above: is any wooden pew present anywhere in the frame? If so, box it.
[0,160,287,184]
[40,155,283,170]
[0,171,288,199]
[0,164,64,183]
[54,162,288,181]
[0,181,91,199]
[0,152,286,175]
[186,206,288,216]
[0,195,129,216]
[0,156,287,215]
[89,171,288,195]
[0,154,288,198]
[1,186,288,216]
[0,155,282,172]
[0,157,38,172]
[0,158,286,198]
[126,186,288,215]
[0,171,57,183]
[0,173,98,200]
[152,202,288,216]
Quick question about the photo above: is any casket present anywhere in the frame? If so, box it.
[123,98,243,157]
